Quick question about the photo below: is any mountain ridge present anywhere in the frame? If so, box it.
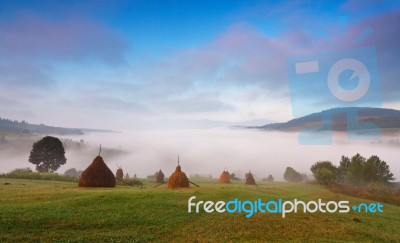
[0,117,116,136]
[256,107,400,132]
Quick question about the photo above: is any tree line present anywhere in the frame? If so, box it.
[311,154,395,186]
[25,136,397,190]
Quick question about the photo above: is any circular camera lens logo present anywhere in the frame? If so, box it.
[327,58,370,102]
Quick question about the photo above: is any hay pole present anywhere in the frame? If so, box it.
[189,181,200,187]
[153,182,165,188]
[99,144,102,156]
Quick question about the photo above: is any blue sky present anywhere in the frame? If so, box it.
[0,0,399,129]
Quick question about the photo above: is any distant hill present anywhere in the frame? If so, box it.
[257,107,400,132]
[0,118,114,135]
[131,118,275,129]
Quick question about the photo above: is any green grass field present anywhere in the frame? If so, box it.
[0,178,399,242]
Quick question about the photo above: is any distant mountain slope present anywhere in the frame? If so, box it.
[0,118,115,135]
[0,118,84,135]
[131,118,275,129]
[258,107,400,132]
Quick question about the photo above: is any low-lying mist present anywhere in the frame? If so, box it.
[1,128,399,181]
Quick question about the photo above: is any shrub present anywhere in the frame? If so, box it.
[310,161,337,186]
[0,170,77,182]
[284,167,304,182]
[64,168,82,178]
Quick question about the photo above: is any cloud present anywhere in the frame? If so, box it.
[129,9,400,120]
[117,23,330,119]
[0,11,128,64]
[340,0,400,16]
[342,11,400,102]
[0,61,54,88]
[0,11,128,88]
[153,92,234,114]
[125,24,293,101]
[1,5,399,128]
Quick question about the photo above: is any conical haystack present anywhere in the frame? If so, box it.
[245,171,256,185]
[156,169,165,183]
[219,170,231,183]
[115,168,123,180]
[79,156,116,187]
[168,164,189,188]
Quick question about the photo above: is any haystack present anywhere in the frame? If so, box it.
[79,156,116,187]
[245,171,256,185]
[168,164,189,188]
[219,170,231,183]
[116,168,123,180]
[156,169,165,183]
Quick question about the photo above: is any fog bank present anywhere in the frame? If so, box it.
[0,128,399,181]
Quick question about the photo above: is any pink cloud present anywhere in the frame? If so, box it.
[0,11,128,65]
[341,0,391,13]
[342,11,400,98]
[144,23,333,94]
[0,10,129,93]
[126,10,400,117]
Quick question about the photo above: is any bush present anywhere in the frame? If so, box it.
[284,167,304,182]
[262,175,274,181]
[64,168,82,178]
[230,173,240,180]
[311,154,398,205]
[310,161,337,186]
[126,179,143,186]
[331,183,400,206]
[0,170,77,182]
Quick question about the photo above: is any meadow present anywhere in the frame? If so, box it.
[0,178,399,242]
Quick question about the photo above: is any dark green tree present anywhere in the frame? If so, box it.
[284,167,303,182]
[311,154,395,187]
[29,136,67,173]
[347,153,366,186]
[337,155,351,184]
[364,155,395,184]
[310,161,337,186]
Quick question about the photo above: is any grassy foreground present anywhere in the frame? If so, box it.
[0,178,399,242]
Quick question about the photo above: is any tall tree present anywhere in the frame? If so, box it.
[347,153,366,186]
[364,155,395,184]
[29,136,67,173]
[311,154,395,187]
[337,156,351,184]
